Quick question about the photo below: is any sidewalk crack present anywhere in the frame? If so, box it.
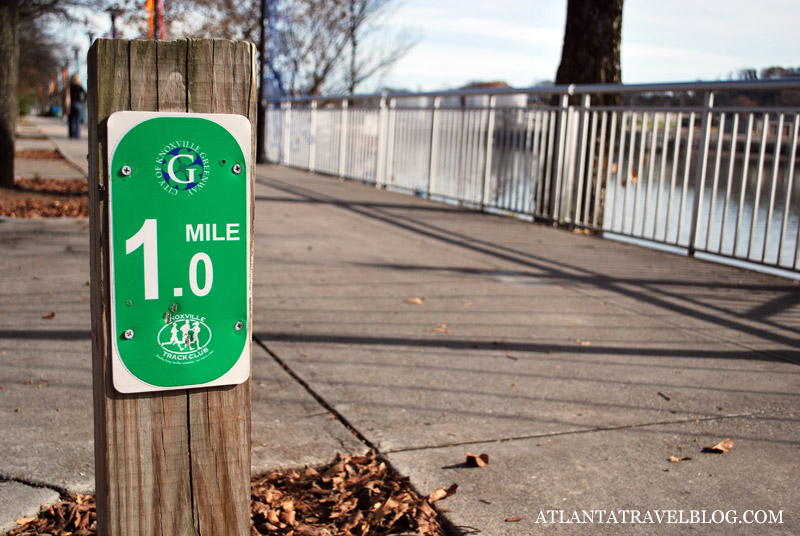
[384,412,761,454]
[253,335,378,452]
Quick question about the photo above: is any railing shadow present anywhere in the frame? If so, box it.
[255,171,800,365]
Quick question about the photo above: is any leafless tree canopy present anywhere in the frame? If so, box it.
[118,0,417,95]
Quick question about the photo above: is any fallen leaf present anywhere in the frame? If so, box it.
[432,323,452,334]
[465,452,490,467]
[428,483,458,503]
[404,297,424,305]
[505,516,524,522]
[293,524,332,536]
[577,339,592,346]
[42,311,56,319]
[462,300,472,308]
[16,517,37,525]
[668,455,692,463]
[702,438,735,454]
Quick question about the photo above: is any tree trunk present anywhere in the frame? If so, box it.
[555,0,623,105]
[552,0,623,229]
[348,0,357,94]
[0,1,19,189]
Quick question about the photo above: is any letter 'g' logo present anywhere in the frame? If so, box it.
[157,143,208,193]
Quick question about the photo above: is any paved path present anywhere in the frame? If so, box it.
[1,118,798,534]
[17,116,89,177]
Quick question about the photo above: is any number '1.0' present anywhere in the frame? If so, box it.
[126,218,214,300]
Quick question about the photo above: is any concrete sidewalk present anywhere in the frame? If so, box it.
[16,116,89,178]
[253,167,799,535]
[1,120,799,534]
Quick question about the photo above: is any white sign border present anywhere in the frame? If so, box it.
[107,111,252,394]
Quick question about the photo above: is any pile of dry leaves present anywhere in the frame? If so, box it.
[14,149,64,160]
[251,451,450,536]
[6,494,95,536]
[5,452,451,536]
[0,178,89,218]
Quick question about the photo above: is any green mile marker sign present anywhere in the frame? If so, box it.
[107,112,252,393]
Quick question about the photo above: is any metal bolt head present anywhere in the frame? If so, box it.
[123,329,134,340]
[234,321,244,331]
[232,163,242,175]
[120,165,132,176]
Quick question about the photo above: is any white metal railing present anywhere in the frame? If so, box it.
[264,80,800,274]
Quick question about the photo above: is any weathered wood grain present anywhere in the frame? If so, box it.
[89,38,255,536]
[185,38,255,536]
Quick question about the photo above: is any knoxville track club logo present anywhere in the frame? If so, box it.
[157,314,213,364]
[155,140,211,195]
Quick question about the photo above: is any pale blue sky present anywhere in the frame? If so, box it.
[64,0,799,92]
[381,0,800,91]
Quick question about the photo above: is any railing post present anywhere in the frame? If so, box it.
[282,100,291,166]
[376,92,387,187]
[551,92,570,223]
[688,90,714,255]
[308,100,317,173]
[385,97,397,188]
[427,95,441,197]
[573,93,591,225]
[481,94,497,210]
[338,99,349,178]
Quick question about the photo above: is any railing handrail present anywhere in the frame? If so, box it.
[264,81,800,278]
[270,78,800,104]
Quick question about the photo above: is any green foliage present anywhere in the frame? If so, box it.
[18,91,36,116]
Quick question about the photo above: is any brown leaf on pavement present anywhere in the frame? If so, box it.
[1,178,90,218]
[42,312,56,319]
[505,516,524,522]
[465,452,490,467]
[404,297,424,304]
[432,323,452,334]
[428,483,458,503]
[702,438,735,454]
[668,455,692,463]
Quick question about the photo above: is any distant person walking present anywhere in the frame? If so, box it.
[68,74,86,139]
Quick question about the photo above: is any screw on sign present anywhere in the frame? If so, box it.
[106,112,252,393]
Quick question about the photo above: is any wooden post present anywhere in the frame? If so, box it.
[88,39,255,535]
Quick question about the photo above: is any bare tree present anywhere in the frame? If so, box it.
[0,1,18,188]
[342,0,415,94]
[19,18,64,107]
[118,0,415,96]
[0,0,98,189]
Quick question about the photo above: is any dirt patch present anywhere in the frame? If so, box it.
[4,452,449,536]
[15,149,63,160]
[0,178,89,218]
